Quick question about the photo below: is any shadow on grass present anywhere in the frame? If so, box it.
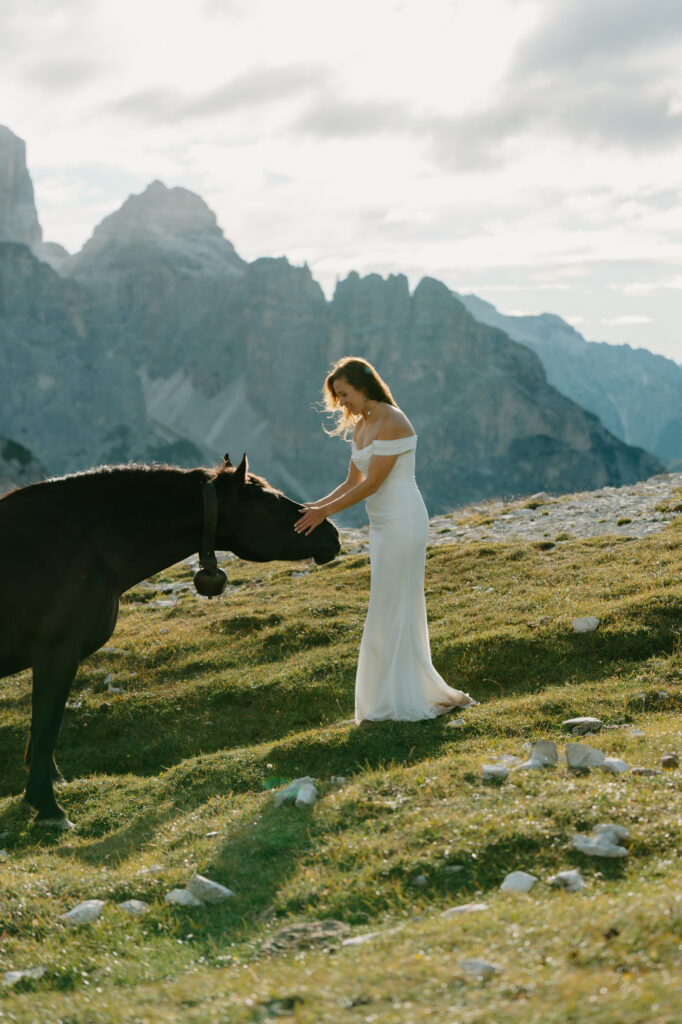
[1,594,680,805]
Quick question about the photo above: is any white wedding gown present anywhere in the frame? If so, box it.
[351,435,475,723]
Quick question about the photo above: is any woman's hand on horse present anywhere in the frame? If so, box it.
[296,505,327,535]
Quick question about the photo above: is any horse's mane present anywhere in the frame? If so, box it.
[4,461,282,502]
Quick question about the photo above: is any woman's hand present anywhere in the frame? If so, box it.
[295,504,328,535]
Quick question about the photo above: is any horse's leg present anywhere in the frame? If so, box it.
[24,646,80,828]
[24,736,65,784]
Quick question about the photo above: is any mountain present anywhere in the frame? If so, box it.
[456,293,682,470]
[0,126,664,515]
[0,437,45,495]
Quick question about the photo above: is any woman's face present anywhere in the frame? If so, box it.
[332,376,367,416]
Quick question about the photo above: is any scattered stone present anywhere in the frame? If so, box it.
[118,899,149,915]
[342,925,405,947]
[2,966,47,986]
[187,874,235,904]
[631,767,663,776]
[661,753,679,769]
[459,958,502,978]
[137,863,164,876]
[61,899,106,924]
[330,776,347,785]
[572,824,629,858]
[566,743,605,768]
[273,777,317,808]
[107,682,124,694]
[481,763,508,781]
[295,781,317,807]
[204,830,219,838]
[0,850,7,860]
[572,616,599,633]
[444,865,464,874]
[441,902,488,918]
[413,874,428,887]
[164,888,203,907]
[446,717,465,727]
[562,717,602,735]
[548,868,585,892]
[600,757,629,774]
[515,740,558,770]
[262,920,351,954]
[629,729,645,737]
[500,871,538,892]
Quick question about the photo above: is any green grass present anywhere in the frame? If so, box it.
[1,513,681,1023]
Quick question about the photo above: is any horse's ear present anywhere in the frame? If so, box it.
[234,453,248,487]
[222,452,234,469]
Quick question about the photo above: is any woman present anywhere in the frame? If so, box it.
[296,356,476,723]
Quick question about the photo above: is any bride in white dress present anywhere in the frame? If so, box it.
[295,356,476,723]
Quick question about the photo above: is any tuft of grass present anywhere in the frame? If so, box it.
[1,518,681,1022]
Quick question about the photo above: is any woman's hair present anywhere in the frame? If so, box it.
[323,356,396,438]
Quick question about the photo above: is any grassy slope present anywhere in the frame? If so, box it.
[0,508,681,1024]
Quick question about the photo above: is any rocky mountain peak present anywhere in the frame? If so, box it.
[70,180,245,278]
[0,125,42,248]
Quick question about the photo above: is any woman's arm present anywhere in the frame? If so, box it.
[295,453,400,534]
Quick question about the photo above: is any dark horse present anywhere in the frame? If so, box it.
[0,453,340,828]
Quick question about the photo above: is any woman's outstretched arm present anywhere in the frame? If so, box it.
[295,453,400,534]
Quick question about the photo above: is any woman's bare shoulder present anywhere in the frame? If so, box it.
[376,405,415,440]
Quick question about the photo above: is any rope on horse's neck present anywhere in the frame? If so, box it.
[199,481,220,574]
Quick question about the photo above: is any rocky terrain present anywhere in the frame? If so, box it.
[456,292,682,470]
[0,125,665,514]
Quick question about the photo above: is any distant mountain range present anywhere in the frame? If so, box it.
[0,125,664,515]
[455,294,682,471]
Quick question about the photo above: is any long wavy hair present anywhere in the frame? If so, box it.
[323,357,396,438]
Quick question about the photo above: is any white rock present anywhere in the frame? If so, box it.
[107,683,124,694]
[444,865,464,874]
[295,781,318,806]
[548,868,584,892]
[61,899,106,924]
[572,616,599,633]
[562,717,602,735]
[164,888,203,906]
[187,874,235,904]
[631,767,662,776]
[459,958,501,978]
[482,763,508,781]
[413,874,428,887]
[566,743,605,768]
[446,717,466,727]
[2,966,47,986]
[273,777,317,807]
[593,823,629,841]
[441,902,488,918]
[500,870,538,892]
[600,757,629,774]
[118,899,149,914]
[515,739,558,770]
[572,824,629,858]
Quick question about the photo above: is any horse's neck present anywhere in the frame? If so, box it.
[99,471,207,592]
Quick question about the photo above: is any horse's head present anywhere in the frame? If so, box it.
[214,453,340,565]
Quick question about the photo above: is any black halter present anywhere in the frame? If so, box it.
[193,480,228,598]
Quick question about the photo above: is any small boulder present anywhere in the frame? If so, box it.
[631,767,662,776]
[572,616,599,633]
[2,966,47,986]
[500,871,537,892]
[118,899,149,915]
[187,875,235,904]
[481,764,508,781]
[61,899,106,924]
[572,824,629,858]
[164,888,203,907]
[562,717,602,735]
[566,743,605,768]
[459,958,502,978]
[548,868,584,892]
[273,777,317,807]
[514,740,558,770]
[661,753,679,769]
[600,757,629,774]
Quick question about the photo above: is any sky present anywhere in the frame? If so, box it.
[2,0,681,362]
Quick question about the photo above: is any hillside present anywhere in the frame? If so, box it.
[1,482,681,1023]
[456,293,682,470]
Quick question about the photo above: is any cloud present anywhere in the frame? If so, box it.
[603,315,654,326]
[109,63,331,123]
[613,275,682,295]
[295,95,411,138]
[22,57,103,92]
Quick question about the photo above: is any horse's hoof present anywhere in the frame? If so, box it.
[34,816,75,831]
